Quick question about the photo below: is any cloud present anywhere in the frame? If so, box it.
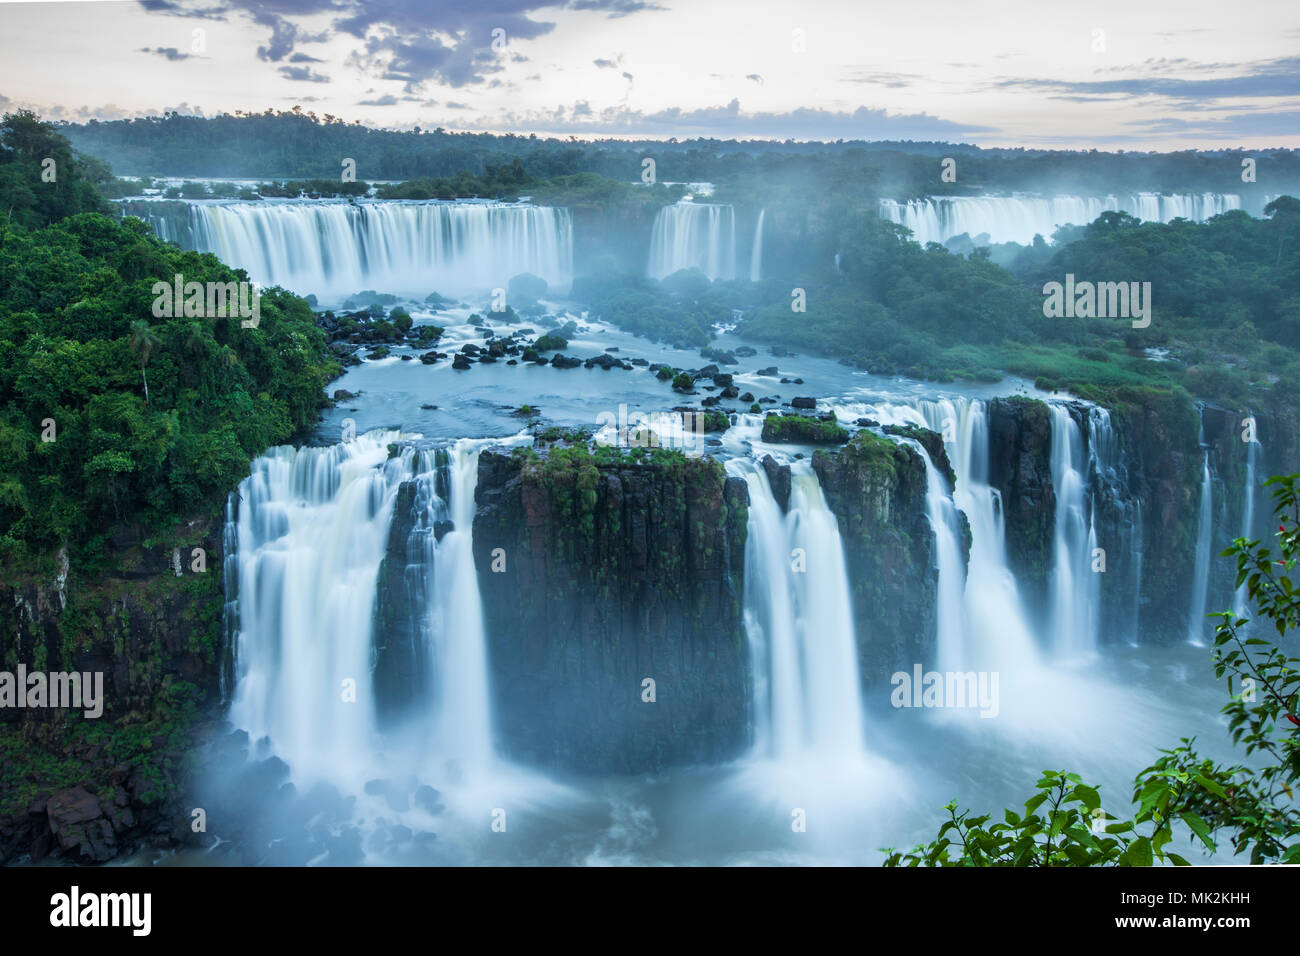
[1122,110,1300,137]
[996,55,1300,101]
[136,0,227,20]
[593,57,621,69]
[139,46,194,61]
[356,33,501,90]
[290,52,326,63]
[745,74,763,85]
[278,65,331,83]
[841,69,923,88]
[357,94,399,106]
[136,0,663,88]
[570,0,664,15]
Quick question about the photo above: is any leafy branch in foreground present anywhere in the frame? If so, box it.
[884,472,1300,866]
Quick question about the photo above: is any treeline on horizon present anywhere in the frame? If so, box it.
[59,109,1300,199]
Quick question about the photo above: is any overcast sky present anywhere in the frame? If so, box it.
[2,0,1298,148]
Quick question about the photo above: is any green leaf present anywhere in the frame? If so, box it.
[1121,836,1153,867]
[1179,812,1216,851]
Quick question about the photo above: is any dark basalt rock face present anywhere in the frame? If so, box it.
[0,515,226,864]
[981,391,1300,647]
[372,479,431,727]
[812,430,954,684]
[470,449,751,774]
[761,454,791,512]
[986,396,1056,619]
[366,433,955,773]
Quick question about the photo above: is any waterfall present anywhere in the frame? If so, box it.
[1129,498,1143,647]
[911,399,1041,669]
[226,432,498,784]
[845,398,1040,669]
[727,459,866,761]
[140,199,574,302]
[878,193,1243,246]
[1048,406,1098,659]
[1188,451,1214,645]
[227,431,408,782]
[647,201,738,281]
[748,208,766,282]
[1234,425,1261,617]
[912,442,969,673]
[405,443,495,770]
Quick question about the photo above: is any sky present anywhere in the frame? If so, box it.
[1,0,1298,149]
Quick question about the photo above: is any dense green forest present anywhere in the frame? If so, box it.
[0,112,338,562]
[565,198,1300,411]
[61,110,1300,199]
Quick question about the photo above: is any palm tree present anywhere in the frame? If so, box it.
[128,320,160,405]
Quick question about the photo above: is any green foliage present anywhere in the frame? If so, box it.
[256,178,368,198]
[887,473,1300,866]
[0,212,338,559]
[760,414,849,444]
[884,771,1141,866]
[701,410,730,432]
[0,111,109,229]
[570,272,749,349]
[533,333,568,352]
[0,675,206,817]
[738,204,1300,409]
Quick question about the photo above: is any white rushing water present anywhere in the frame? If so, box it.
[748,208,766,282]
[226,432,499,785]
[145,199,574,302]
[727,459,867,762]
[911,399,1042,671]
[879,193,1243,246]
[1188,451,1214,645]
[1087,407,1139,645]
[1234,424,1261,618]
[914,441,970,674]
[407,444,496,771]
[226,431,407,782]
[1048,406,1099,660]
[647,201,738,280]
